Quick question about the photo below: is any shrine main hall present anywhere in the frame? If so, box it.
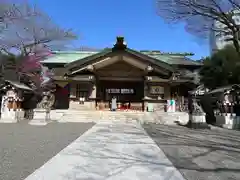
[41,37,202,111]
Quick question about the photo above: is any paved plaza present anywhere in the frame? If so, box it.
[24,120,185,180]
[0,116,239,180]
[0,122,94,180]
[143,123,240,180]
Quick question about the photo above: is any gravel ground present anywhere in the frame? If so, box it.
[0,121,95,180]
[143,123,240,180]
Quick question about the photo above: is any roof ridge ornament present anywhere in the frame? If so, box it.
[113,36,127,50]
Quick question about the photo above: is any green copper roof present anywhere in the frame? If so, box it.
[41,51,98,63]
[41,49,201,66]
[147,54,201,65]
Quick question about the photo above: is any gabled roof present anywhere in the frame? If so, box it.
[63,47,174,73]
[42,49,202,67]
[41,37,202,68]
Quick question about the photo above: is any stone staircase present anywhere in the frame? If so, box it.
[57,110,145,123]
[142,112,189,125]
[54,110,188,125]
[57,111,99,123]
[69,102,93,111]
[101,111,145,123]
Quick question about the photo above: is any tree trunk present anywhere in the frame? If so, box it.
[233,36,240,55]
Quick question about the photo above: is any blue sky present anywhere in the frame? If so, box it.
[30,0,209,60]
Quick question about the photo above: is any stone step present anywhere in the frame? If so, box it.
[28,119,48,126]
[56,110,188,124]
[0,118,18,123]
[58,114,141,123]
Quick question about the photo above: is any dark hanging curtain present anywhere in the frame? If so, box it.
[53,84,70,109]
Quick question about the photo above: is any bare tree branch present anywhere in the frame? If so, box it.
[0,1,40,31]
[156,0,240,53]
[0,10,76,55]
[0,1,77,90]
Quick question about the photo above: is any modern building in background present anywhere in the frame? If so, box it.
[210,10,240,54]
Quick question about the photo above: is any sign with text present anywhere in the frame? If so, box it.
[150,86,164,94]
[106,88,134,94]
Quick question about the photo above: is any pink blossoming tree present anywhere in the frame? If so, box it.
[0,1,77,107]
[1,2,76,84]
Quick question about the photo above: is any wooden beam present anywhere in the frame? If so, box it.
[145,76,170,82]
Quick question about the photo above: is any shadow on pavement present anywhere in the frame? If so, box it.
[143,123,240,180]
[59,123,185,180]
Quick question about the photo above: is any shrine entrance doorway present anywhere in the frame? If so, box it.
[97,80,144,111]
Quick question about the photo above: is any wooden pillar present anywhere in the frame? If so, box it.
[143,80,148,98]
[143,80,148,111]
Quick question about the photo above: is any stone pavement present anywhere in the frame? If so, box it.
[25,120,186,180]
[0,122,95,180]
[143,123,240,180]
